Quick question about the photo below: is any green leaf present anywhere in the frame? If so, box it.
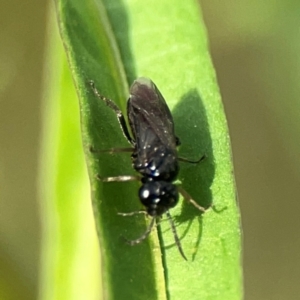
[39,11,101,300]
[54,0,242,299]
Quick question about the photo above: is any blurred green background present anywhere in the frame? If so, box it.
[1,0,299,299]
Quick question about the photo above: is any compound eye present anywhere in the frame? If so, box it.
[139,187,151,202]
[164,186,179,208]
[139,182,160,206]
[139,182,179,213]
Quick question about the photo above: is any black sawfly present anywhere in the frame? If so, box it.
[89,77,208,260]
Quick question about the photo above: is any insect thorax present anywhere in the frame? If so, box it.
[132,147,179,181]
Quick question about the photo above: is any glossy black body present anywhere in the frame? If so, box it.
[89,77,206,258]
[127,78,180,217]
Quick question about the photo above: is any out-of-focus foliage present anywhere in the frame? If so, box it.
[1,0,300,299]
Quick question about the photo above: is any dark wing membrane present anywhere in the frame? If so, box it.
[127,78,177,160]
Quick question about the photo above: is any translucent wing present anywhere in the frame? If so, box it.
[127,77,177,162]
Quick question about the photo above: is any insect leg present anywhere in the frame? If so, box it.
[123,217,156,245]
[177,186,207,213]
[90,146,133,154]
[178,154,206,164]
[88,80,134,145]
[166,211,187,260]
[118,210,147,217]
[96,175,141,182]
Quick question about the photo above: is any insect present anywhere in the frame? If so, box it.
[89,77,208,260]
